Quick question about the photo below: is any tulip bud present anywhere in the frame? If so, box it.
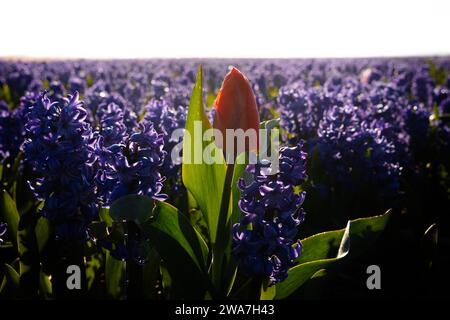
[213,67,260,161]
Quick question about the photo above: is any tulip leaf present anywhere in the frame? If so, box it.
[109,194,154,224]
[142,200,209,298]
[272,210,391,299]
[1,190,19,247]
[182,65,227,245]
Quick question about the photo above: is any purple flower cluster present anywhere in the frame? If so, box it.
[279,85,336,142]
[316,104,402,196]
[95,122,167,205]
[22,92,98,240]
[143,97,187,189]
[0,100,24,161]
[232,142,307,284]
[20,90,168,242]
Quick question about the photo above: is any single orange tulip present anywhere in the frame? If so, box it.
[213,67,260,160]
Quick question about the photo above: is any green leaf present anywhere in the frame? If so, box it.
[260,280,276,300]
[99,207,113,227]
[17,212,40,298]
[105,250,125,299]
[4,263,20,286]
[182,65,227,245]
[142,201,209,298]
[145,201,208,272]
[1,190,19,247]
[273,210,391,299]
[39,270,52,299]
[273,221,350,300]
[109,194,154,224]
[85,241,104,291]
[1,84,12,105]
[0,264,20,298]
[35,217,51,253]
[206,92,216,109]
[295,228,344,264]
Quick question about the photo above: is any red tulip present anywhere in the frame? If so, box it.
[213,67,260,160]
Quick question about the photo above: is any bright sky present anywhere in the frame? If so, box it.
[1,0,449,59]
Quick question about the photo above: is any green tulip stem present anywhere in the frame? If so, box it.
[212,162,234,295]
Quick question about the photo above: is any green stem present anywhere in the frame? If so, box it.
[126,221,143,299]
[211,163,234,295]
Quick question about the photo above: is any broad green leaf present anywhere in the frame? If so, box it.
[35,217,51,253]
[295,228,344,264]
[273,221,351,300]
[273,210,391,299]
[188,191,209,244]
[182,65,227,245]
[298,210,391,264]
[145,201,208,272]
[0,264,20,298]
[109,194,154,224]
[143,201,209,298]
[1,190,19,247]
[4,263,20,286]
[105,250,125,299]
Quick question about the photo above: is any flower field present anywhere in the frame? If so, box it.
[0,58,449,300]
